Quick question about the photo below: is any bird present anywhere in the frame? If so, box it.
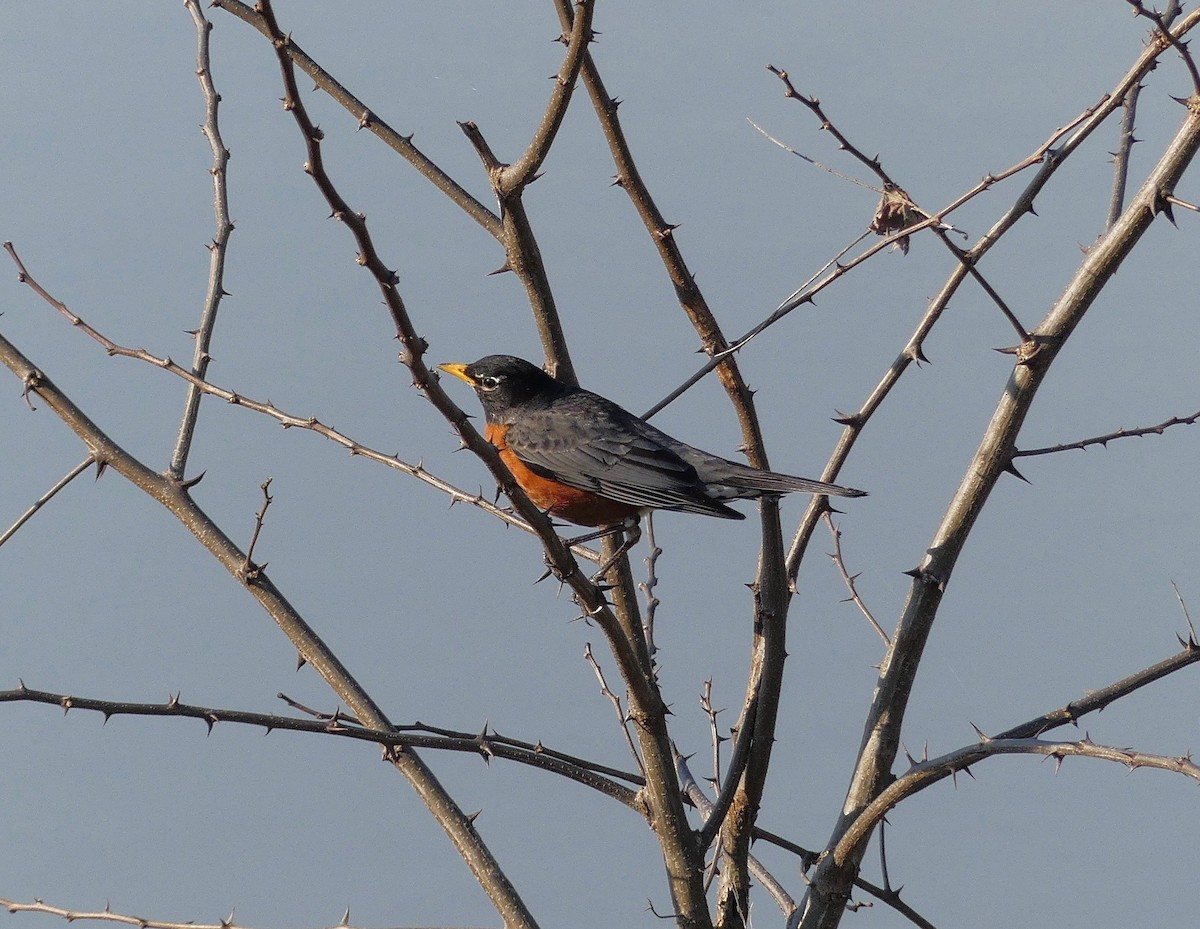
[438,355,865,537]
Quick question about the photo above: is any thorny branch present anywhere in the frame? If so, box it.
[786,7,1200,593]
[0,897,494,929]
[639,514,662,659]
[584,643,646,778]
[1108,80,1144,229]
[0,684,643,807]
[241,477,274,581]
[210,0,501,235]
[796,20,1200,927]
[455,0,597,383]
[251,7,701,926]
[1127,0,1200,93]
[0,326,541,929]
[824,514,888,645]
[676,753,941,929]
[835,735,1200,863]
[277,692,645,786]
[995,639,1200,742]
[1,241,600,563]
[648,97,1099,427]
[766,65,1030,341]
[171,0,234,480]
[1013,409,1200,457]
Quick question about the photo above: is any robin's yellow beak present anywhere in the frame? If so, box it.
[437,362,475,386]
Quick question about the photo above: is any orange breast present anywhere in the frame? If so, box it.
[486,423,639,527]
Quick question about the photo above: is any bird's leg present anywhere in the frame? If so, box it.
[588,517,642,583]
[561,518,631,549]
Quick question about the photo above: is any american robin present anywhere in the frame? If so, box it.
[438,355,865,533]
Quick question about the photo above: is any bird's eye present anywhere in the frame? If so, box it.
[479,375,502,391]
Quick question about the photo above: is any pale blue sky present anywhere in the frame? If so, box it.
[2,4,1198,929]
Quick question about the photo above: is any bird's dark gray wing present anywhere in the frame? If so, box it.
[503,393,743,518]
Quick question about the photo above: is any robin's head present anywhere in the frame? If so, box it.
[438,355,566,423]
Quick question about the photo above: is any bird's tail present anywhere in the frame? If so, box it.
[720,465,867,499]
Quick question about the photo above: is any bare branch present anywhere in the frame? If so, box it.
[835,734,1200,863]
[1014,409,1200,457]
[996,640,1200,741]
[786,9,1200,593]
[210,0,501,236]
[584,643,646,778]
[638,513,662,659]
[1127,0,1200,93]
[172,0,235,479]
[500,0,594,194]
[0,684,643,810]
[0,241,600,563]
[798,52,1200,928]
[240,477,274,581]
[824,514,888,644]
[0,896,494,929]
[0,327,540,929]
[1108,82,1144,228]
[0,455,94,549]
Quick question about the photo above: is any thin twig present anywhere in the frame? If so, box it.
[698,679,726,889]
[748,119,881,192]
[241,477,274,581]
[210,0,501,236]
[0,242,599,563]
[500,0,594,195]
[1127,0,1200,93]
[0,325,548,929]
[824,513,889,644]
[639,512,661,658]
[1170,581,1198,644]
[1166,193,1200,211]
[835,734,1200,864]
[584,643,646,778]
[640,230,869,422]
[1108,82,1144,228]
[0,455,94,548]
[786,8,1200,594]
[0,896,491,929]
[696,689,757,851]
[172,0,235,480]
[1013,409,1200,456]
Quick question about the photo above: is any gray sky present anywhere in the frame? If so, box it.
[2,4,1198,929]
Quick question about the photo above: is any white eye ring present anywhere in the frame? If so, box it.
[479,375,502,391]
